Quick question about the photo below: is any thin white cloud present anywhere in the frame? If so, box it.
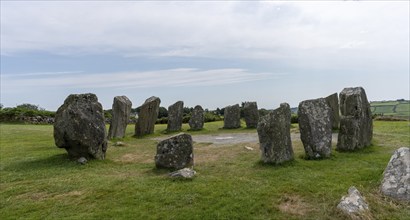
[1,68,285,91]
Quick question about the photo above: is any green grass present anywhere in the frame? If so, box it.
[370,100,410,119]
[1,121,409,219]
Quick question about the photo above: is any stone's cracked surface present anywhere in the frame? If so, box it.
[257,103,294,164]
[381,147,410,201]
[167,101,184,132]
[54,93,107,160]
[189,105,204,130]
[155,133,194,170]
[108,96,132,139]
[135,96,161,137]
[243,102,259,128]
[223,104,241,129]
[337,186,369,218]
[298,98,333,159]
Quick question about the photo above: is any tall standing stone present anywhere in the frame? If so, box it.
[257,103,294,164]
[155,133,194,170]
[135,96,161,137]
[54,93,107,160]
[167,101,184,132]
[298,98,333,159]
[223,104,241,129]
[325,93,340,130]
[381,147,410,201]
[189,105,204,130]
[337,87,373,151]
[243,102,259,128]
[108,96,132,139]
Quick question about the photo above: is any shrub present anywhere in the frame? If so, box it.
[291,114,298,124]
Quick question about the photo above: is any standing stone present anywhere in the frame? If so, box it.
[337,186,370,218]
[54,93,107,160]
[189,105,204,130]
[155,133,194,169]
[257,103,293,164]
[223,104,241,129]
[167,101,184,132]
[135,96,161,137]
[108,96,132,139]
[298,98,333,159]
[325,93,340,130]
[243,102,259,128]
[337,87,373,151]
[381,147,410,201]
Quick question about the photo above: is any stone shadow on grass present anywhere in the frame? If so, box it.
[253,159,297,169]
[4,153,77,172]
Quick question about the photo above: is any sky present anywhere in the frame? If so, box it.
[1,1,409,111]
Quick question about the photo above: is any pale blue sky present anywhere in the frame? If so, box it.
[1,1,409,110]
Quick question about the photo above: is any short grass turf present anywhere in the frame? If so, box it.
[0,121,409,219]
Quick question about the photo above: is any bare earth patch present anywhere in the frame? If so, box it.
[278,194,312,216]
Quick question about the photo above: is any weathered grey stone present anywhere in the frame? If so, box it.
[167,101,184,132]
[189,105,204,130]
[381,147,410,201]
[155,133,194,169]
[337,87,373,151]
[108,96,132,139]
[298,98,332,159]
[257,103,294,164]
[169,168,196,179]
[325,93,340,130]
[223,104,241,129]
[77,157,87,165]
[113,141,125,147]
[54,93,107,160]
[135,96,161,137]
[243,102,259,128]
[337,186,370,218]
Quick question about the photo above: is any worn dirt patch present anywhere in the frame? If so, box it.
[114,153,152,164]
[278,195,312,216]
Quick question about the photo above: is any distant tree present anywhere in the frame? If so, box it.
[158,106,168,118]
[258,108,270,117]
[183,107,193,115]
[0,103,3,110]
[16,103,40,110]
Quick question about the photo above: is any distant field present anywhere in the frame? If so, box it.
[370,100,410,119]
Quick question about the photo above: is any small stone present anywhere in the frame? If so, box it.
[223,104,241,129]
[77,157,87,165]
[189,105,204,130]
[135,96,161,137]
[244,146,254,151]
[169,168,196,179]
[337,186,369,218]
[114,141,125,147]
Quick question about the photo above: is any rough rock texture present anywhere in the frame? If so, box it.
[189,105,204,130]
[167,101,184,132]
[54,93,107,160]
[298,98,333,159]
[169,168,196,179]
[243,102,259,128]
[381,147,410,201]
[257,103,294,164]
[108,96,132,139]
[155,133,194,169]
[337,87,373,151]
[135,96,161,137]
[337,186,370,218]
[223,104,241,129]
[325,93,340,130]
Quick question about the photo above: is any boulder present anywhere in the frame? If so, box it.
[169,168,196,179]
[257,103,294,164]
[135,96,161,137]
[381,147,410,201]
[243,102,259,128]
[223,104,241,129]
[325,93,340,130]
[337,186,370,218]
[337,87,373,151]
[54,93,107,160]
[155,133,194,169]
[189,105,204,130]
[108,96,132,139]
[167,101,184,132]
[298,98,333,159]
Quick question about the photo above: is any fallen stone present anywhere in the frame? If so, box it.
[257,103,294,164]
[135,96,161,137]
[114,141,125,147]
[169,168,196,179]
[298,98,333,159]
[155,133,194,169]
[381,147,410,201]
[223,104,241,129]
[244,146,254,151]
[189,105,204,130]
[337,87,373,151]
[167,101,184,132]
[325,93,340,130]
[54,93,107,160]
[77,157,87,165]
[337,186,370,218]
[108,96,132,139]
[243,102,259,128]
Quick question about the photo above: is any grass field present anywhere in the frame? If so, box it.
[1,121,409,219]
[370,100,410,118]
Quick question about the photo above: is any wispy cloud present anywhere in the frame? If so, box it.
[2,68,285,91]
